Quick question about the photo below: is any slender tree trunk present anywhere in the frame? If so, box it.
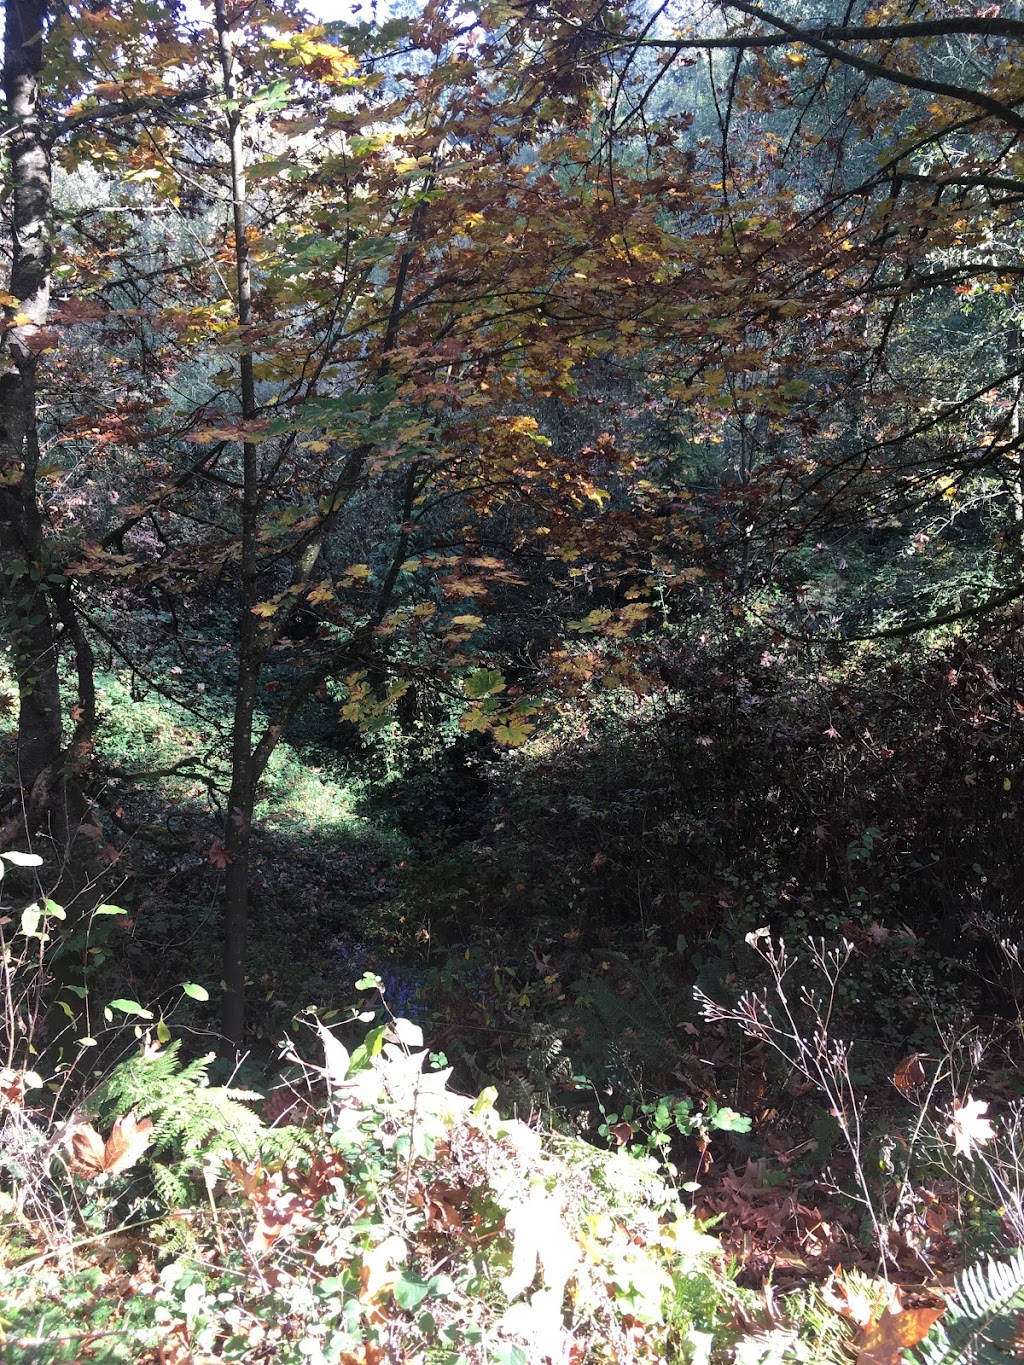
[0,0,64,846]
[215,0,261,1051]
[1007,314,1023,523]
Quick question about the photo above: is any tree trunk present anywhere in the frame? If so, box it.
[0,0,64,847]
[215,0,261,1052]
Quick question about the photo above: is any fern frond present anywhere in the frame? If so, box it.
[150,1160,189,1209]
[87,1042,269,1206]
[153,1212,202,1257]
[915,1248,1024,1365]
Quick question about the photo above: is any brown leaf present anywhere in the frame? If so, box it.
[893,1054,927,1091]
[208,838,231,870]
[102,1111,155,1176]
[68,1123,108,1178]
[68,1111,154,1179]
[0,1068,26,1112]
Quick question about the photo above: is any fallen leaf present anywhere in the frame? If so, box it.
[68,1111,154,1179]
[857,1304,945,1364]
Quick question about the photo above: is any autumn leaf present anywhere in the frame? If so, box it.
[821,1271,895,1330]
[822,1274,945,1365]
[67,1111,154,1179]
[893,1054,927,1092]
[208,839,231,870]
[947,1097,996,1159]
[857,1305,946,1365]
[0,1068,26,1112]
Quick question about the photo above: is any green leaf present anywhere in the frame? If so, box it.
[2,851,43,867]
[494,722,533,746]
[710,1106,751,1133]
[392,1271,430,1311]
[19,905,42,938]
[490,1347,528,1365]
[781,378,811,400]
[182,982,209,1002]
[471,1086,497,1117]
[94,904,127,916]
[348,1023,386,1074]
[355,972,383,992]
[463,668,505,699]
[108,998,155,1020]
[156,1017,172,1044]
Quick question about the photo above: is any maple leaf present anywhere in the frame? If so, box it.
[856,1304,945,1365]
[67,1111,154,1179]
[0,1068,26,1112]
[208,839,231,869]
[947,1097,996,1159]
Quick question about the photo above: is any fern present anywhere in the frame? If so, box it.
[915,1248,1024,1365]
[88,1042,267,1193]
[571,970,686,1081]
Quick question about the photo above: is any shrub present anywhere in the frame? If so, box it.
[0,1009,734,1364]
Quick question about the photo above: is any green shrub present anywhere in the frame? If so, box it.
[0,1011,735,1364]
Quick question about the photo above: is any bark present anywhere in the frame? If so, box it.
[215,0,260,1051]
[0,0,64,845]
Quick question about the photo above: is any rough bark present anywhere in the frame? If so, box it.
[0,0,63,846]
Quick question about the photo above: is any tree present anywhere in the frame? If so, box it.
[38,0,730,1047]
[13,0,1020,1050]
[0,0,64,841]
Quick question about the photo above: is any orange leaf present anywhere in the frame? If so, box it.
[857,1305,945,1364]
